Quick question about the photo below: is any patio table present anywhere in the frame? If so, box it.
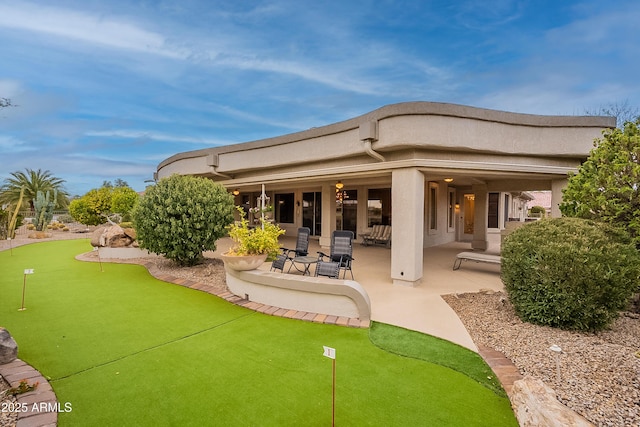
[291,256,318,276]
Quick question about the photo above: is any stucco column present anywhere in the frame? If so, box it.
[472,184,488,251]
[320,182,336,248]
[550,179,567,218]
[391,168,424,287]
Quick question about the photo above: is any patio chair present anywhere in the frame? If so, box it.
[270,252,288,272]
[315,258,340,279]
[317,230,355,279]
[280,227,311,272]
[360,224,383,246]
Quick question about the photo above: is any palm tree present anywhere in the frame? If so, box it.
[0,168,70,210]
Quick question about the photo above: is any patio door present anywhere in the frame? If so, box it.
[337,189,357,233]
[302,192,322,236]
[463,194,475,236]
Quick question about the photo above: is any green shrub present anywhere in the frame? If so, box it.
[57,214,74,223]
[119,221,133,229]
[132,175,234,266]
[501,217,640,331]
[227,207,285,260]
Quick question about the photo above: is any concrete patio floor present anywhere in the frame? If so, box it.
[216,234,504,352]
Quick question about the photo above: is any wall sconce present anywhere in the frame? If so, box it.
[335,181,344,190]
[455,203,460,210]
[232,189,240,196]
[444,178,454,183]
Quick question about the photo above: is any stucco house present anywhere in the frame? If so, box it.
[156,101,614,287]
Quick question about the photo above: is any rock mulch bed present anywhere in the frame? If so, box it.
[0,377,17,427]
[443,292,640,427]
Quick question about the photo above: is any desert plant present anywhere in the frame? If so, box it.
[226,207,285,260]
[502,217,640,331]
[33,190,57,231]
[132,175,235,266]
[56,214,74,223]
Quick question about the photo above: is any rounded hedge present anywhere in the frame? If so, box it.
[133,175,235,266]
[501,217,640,331]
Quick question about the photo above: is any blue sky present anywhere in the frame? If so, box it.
[1,0,639,196]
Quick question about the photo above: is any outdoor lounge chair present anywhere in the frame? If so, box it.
[360,225,391,248]
[270,252,288,272]
[280,227,311,272]
[317,230,355,279]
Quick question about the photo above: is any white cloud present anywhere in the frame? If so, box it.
[0,1,187,59]
[85,130,230,146]
[0,135,33,152]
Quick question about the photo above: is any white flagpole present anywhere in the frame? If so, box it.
[323,346,336,426]
[261,184,266,230]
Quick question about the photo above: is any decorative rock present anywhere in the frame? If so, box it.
[107,226,134,247]
[123,227,137,241]
[0,328,18,364]
[511,376,594,427]
[90,226,106,247]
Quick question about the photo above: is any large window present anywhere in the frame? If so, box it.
[275,193,295,223]
[367,188,391,227]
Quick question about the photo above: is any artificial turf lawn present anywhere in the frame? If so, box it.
[0,239,518,426]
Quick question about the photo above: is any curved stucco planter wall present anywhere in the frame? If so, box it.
[225,268,371,323]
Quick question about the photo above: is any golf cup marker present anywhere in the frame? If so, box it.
[323,346,336,359]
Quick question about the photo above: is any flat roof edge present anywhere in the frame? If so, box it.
[158,101,615,170]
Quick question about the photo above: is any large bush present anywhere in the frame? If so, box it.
[501,217,640,331]
[70,185,139,225]
[132,175,234,266]
[560,120,640,248]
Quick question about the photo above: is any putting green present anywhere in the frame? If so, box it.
[0,240,517,426]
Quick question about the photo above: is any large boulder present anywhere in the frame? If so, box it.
[91,225,135,248]
[90,226,107,247]
[511,376,594,427]
[102,225,133,247]
[0,327,18,364]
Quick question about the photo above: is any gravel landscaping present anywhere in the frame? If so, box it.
[443,292,640,427]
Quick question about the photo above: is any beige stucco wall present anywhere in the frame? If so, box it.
[157,102,613,186]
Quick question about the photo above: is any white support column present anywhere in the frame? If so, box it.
[550,179,567,218]
[320,182,336,248]
[472,184,488,251]
[391,168,424,287]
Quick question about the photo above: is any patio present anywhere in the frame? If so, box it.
[213,234,504,352]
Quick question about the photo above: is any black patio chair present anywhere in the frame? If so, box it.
[280,227,311,272]
[270,252,288,272]
[317,230,355,279]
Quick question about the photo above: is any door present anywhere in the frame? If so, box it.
[338,189,357,234]
[302,192,322,236]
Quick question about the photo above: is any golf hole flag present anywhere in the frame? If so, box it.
[24,269,34,275]
[323,346,336,359]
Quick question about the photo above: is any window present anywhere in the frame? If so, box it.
[367,188,391,227]
[429,182,438,231]
[488,192,499,229]
[275,193,295,223]
[448,188,456,231]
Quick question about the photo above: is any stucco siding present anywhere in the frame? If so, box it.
[376,115,603,157]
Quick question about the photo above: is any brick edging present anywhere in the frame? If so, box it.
[476,344,523,397]
[0,358,58,427]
